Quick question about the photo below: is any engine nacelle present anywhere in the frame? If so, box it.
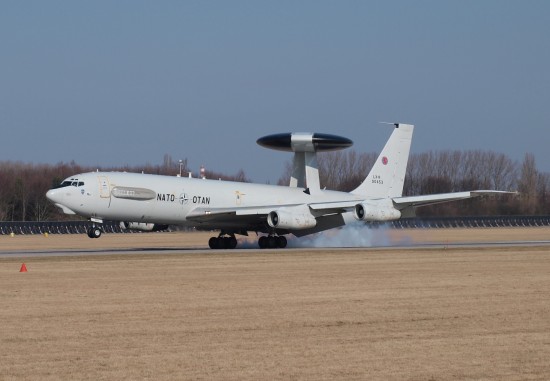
[120,221,169,232]
[267,209,317,230]
[354,203,401,222]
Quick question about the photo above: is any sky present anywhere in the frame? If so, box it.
[1,1,549,183]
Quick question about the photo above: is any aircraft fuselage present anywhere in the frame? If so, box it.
[46,171,362,232]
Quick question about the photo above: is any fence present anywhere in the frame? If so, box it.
[0,221,124,235]
[1,216,550,235]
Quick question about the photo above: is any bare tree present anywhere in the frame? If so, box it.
[518,153,538,214]
[0,148,546,221]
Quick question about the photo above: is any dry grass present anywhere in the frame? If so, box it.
[1,229,550,380]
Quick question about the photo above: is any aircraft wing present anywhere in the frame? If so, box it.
[185,201,356,234]
[187,204,297,222]
[185,190,516,233]
[186,202,353,236]
[392,190,517,209]
[186,207,269,232]
[187,190,516,223]
[188,200,357,223]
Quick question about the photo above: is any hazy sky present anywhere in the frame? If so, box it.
[1,1,549,183]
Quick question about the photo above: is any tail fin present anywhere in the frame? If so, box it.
[351,123,414,198]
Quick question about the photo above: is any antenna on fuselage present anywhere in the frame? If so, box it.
[177,160,184,177]
[256,132,353,194]
[200,165,206,179]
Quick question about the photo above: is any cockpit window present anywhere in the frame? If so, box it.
[57,181,73,188]
[55,179,85,188]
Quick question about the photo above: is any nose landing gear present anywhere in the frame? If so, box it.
[87,226,102,239]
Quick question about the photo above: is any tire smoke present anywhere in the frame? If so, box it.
[287,223,396,248]
[237,223,413,249]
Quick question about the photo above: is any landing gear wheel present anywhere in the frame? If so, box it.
[276,236,287,248]
[92,227,102,238]
[87,226,102,239]
[208,237,217,249]
[258,236,267,249]
[267,236,277,249]
[228,237,238,249]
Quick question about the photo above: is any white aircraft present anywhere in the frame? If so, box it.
[46,124,511,249]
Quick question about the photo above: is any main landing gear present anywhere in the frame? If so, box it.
[87,226,103,239]
[258,235,287,249]
[208,234,238,250]
[207,233,288,250]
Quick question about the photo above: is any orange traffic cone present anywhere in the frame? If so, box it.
[19,263,28,272]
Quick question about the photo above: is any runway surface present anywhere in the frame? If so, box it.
[2,240,550,259]
[1,227,550,257]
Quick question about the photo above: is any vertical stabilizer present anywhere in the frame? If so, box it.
[351,123,414,198]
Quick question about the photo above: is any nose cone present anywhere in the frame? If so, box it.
[46,189,77,215]
[46,189,59,203]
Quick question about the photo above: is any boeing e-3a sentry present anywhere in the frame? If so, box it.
[46,124,511,249]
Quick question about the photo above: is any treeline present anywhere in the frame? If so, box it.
[278,150,549,216]
[0,150,547,221]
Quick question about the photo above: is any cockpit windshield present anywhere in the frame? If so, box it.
[54,178,85,189]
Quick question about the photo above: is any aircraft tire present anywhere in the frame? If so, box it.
[92,227,102,238]
[267,236,277,249]
[87,227,102,239]
[258,236,267,249]
[277,236,287,248]
[208,237,217,249]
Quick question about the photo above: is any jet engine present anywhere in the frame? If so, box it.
[267,209,317,230]
[120,221,169,232]
[354,203,401,221]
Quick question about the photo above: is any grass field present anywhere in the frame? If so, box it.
[1,228,550,380]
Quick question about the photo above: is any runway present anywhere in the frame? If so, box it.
[1,227,550,258]
[2,240,550,259]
